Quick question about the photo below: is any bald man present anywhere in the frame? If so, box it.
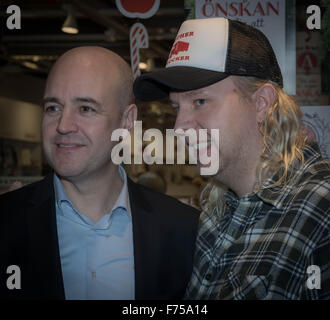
[0,47,199,300]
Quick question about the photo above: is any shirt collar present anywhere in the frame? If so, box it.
[221,142,323,211]
[113,165,131,216]
[256,142,323,209]
[54,165,131,217]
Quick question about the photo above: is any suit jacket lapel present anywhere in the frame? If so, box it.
[26,175,65,299]
[127,178,162,300]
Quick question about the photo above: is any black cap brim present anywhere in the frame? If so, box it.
[133,66,229,101]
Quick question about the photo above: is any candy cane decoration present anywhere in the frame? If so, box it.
[130,22,149,79]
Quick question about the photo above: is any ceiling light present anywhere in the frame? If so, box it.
[22,61,39,70]
[139,62,148,70]
[62,5,78,34]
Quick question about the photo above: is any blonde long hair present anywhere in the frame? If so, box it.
[201,76,307,217]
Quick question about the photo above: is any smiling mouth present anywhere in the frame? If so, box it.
[185,139,212,152]
[56,143,84,149]
[190,141,212,151]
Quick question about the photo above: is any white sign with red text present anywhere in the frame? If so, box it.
[195,0,287,91]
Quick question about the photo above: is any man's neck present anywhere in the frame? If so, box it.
[59,166,124,223]
[216,147,262,199]
[217,167,257,199]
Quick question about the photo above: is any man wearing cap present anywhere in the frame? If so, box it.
[134,18,330,299]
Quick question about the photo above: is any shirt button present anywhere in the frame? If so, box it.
[205,273,212,281]
[91,271,96,278]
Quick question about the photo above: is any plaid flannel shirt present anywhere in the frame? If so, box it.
[185,143,330,300]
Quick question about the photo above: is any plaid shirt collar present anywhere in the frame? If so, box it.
[223,142,323,211]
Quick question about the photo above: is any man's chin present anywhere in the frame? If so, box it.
[197,161,221,177]
[52,166,84,181]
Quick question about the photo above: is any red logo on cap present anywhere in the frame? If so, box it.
[169,41,190,59]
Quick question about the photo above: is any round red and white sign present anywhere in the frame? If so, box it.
[115,0,160,19]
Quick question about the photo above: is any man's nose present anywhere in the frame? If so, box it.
[173,107,195,132]
[56,108,78,134]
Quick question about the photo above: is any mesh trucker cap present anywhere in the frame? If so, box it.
[133,17,283,101]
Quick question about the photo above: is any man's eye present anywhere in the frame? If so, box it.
[195,99,206,106]
[80,106,95,113]
[44,105,60,114]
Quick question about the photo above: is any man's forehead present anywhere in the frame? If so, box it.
[47,52,121,87]
[48,61,108,82]
[43,96,103,107]
[168,77,236,103]
[43,80,121,112]
[169,87,209,98]
[45,63,119,96]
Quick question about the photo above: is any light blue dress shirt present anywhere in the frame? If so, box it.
[54,166,135,300]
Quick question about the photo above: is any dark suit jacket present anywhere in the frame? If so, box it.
[0,174,200,300]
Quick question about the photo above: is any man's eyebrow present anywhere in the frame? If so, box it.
[74,97,104,109]
[42,97,104,111]
[74,97,100,105]
[168,89,208,105]
[43,97,63,105]
[185,89,208,97]
[169,89,208,99]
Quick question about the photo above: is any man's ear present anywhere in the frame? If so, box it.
[253,84,277,122]
[121,104,137,131]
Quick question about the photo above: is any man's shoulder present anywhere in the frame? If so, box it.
[294,158,330,195]
[263,157,330,221]
[298,143,330,183]
[0,176,53,215]
[278,158,330,226]
[302,158,330,180]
